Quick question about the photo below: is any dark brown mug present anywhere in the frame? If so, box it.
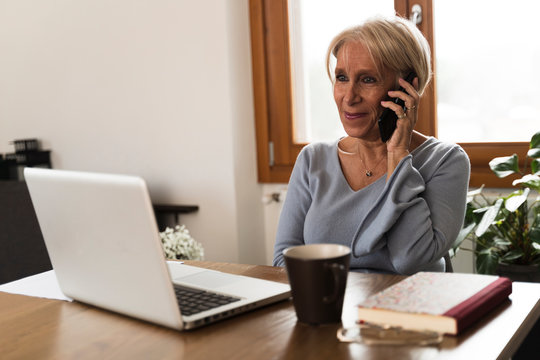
[283,244,350,325]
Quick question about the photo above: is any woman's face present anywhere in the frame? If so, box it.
[333,41,395,140]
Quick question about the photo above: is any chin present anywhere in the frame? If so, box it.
[344,129,381,141]
[341,122,378,140]
[343,127,367,138]
[341,125,362,138]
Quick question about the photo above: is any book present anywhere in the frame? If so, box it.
[357,272,512,335]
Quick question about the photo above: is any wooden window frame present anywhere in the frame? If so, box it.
[249,0,528,187]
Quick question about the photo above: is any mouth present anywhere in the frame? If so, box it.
[344,111,369,120]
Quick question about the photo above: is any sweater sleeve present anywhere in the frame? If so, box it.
[272,147,313,267]
[351,146,470,275]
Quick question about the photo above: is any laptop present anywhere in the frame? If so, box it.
[24,167,290,330]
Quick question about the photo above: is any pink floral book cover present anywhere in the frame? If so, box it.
[359,272,503,315]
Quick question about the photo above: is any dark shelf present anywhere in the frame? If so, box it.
[153,204,199,230]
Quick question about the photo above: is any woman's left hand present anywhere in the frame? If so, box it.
[380,76,420,161]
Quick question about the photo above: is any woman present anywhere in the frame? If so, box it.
[273,16,470,274]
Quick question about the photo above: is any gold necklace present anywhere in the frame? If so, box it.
[356,141,386,177]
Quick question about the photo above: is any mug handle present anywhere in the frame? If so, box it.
[323,263,346,304]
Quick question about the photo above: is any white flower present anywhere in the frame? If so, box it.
[159,225,204,260]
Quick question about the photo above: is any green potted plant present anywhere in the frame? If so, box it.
[453,131,540,282]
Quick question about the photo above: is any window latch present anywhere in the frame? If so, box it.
[410,4,422,25]
[268,141,275,167]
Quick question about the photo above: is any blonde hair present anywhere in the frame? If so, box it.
[326,16,432,95]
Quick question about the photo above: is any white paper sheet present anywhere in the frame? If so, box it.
[0,261,185,302]
[0,270,72,301]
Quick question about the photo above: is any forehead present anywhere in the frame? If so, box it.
[335,41,376,71]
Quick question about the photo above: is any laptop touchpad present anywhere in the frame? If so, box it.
[173,271,242,289]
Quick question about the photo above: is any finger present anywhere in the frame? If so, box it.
[397,77,420,105]
[380,101,408,118]
[381,100,417,130]
[399,76,419,94]
[387,90,414,108]
[405,104,417,113]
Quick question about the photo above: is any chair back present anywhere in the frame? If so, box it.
[444,253,454,273]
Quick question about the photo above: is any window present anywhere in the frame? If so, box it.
[249,0,529,186]
[435,0,540,143]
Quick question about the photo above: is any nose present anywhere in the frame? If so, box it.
[343,83,361,105]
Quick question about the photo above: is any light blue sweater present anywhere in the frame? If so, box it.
[273,137,470,275]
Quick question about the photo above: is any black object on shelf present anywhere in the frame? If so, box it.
[153,204,199,231]
[12,139,39,153]
[0,138,52,181]
[5,150,51,166]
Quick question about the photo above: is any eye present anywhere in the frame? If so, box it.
[362,76,377,84]
[335,73,348,82]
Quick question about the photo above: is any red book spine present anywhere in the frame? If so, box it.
[443,277,512,334]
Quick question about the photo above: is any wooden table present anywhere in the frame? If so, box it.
[1,261,540,359]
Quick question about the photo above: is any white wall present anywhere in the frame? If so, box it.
[0,0,267,264]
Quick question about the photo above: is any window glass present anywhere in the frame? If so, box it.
[434,0,540,142]
[288,0,395,143]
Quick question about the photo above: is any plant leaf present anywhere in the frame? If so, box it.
[476,250,499,274]
[467,186,484,198]
[532,159,540,175]
[531,227,540,243]
[472,206,490,214]
[500,249,523,262]
[525,131,540,175]
[512,174,540,191]
[493,238,512,247]
[452,223,476,251]
[504,188,530,212]
[528,148,540,158]
[530,131,540,149]
[475,199,503,237]
[489,154,520,178]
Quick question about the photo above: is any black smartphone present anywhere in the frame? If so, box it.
[378,71,416,143]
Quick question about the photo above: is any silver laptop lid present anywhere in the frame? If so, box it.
[24,168,184,330]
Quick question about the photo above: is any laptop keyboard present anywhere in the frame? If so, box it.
[174,284,241,316]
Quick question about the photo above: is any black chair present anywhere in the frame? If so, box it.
[0,181,52,284]
[444,253,453,273]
